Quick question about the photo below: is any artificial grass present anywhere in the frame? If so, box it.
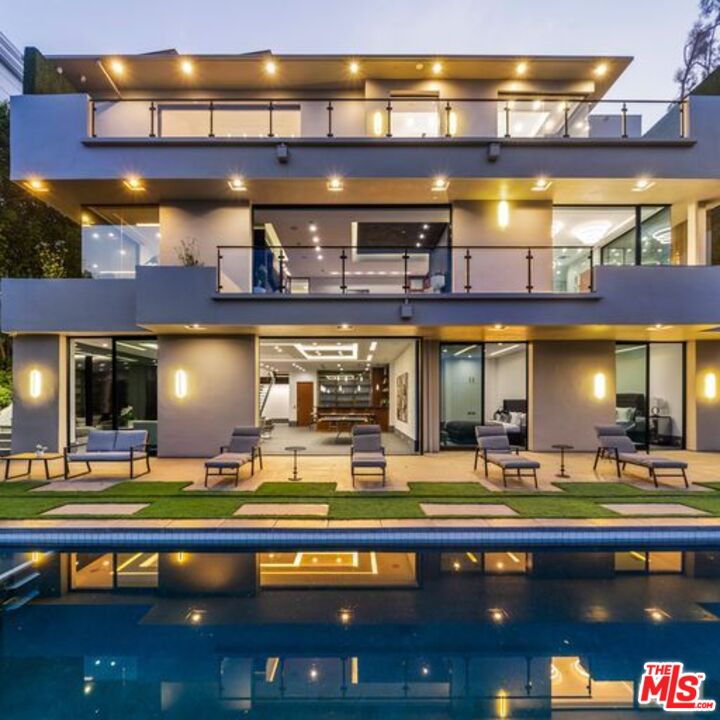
[0,480,719,521]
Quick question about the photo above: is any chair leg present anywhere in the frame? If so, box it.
[258,447,264,470]
[473,449,479,471]
[251,456,255,476]
[130,457,134,480]
[235,467,240,488]
[204,468,209,488]
[682,468,689,488]
[484,457,489,478]
[502,470,507,489]
[615,458,621,478]
[533,468,538,490]
[651,468,658,489]
[593,448,601,470]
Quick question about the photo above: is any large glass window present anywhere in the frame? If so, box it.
[82,206,159,279]
[441,343,527,448]
[552,205,676,292]
[70,552,158,590]
[250,207,451,295]
[70,338,158,449]
[615,342,685,449]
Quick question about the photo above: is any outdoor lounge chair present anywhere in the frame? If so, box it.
[473,425,539,488]
[204,426,263,488]
[64,429,150,479]
[593,425,689,488]
[350,424,386,487]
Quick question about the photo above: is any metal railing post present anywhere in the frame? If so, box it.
[621,103,628,138]
[679,99,688,138]
[386,100,393,138]
[340,249,347,294]
[327,101,334,138]
[464,249,472,292]
[402,251,409,293]
[526,248,534,293]
[445,101,452,138]
[149,101,156,138]
[563,103,570,138]
[216,247,223,292]
[504,102,511,138]
[268,100,275,138]
[278,250,285,293]
[208,101,215,138]
[588,249,595,292]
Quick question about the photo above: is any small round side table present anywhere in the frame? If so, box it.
[285,446,306,482]
[551,444,574,479]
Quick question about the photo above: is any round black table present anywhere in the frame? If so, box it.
[552,444,574,478]
[285,446,306,482]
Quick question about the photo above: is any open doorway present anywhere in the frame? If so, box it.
[259,338,419,455]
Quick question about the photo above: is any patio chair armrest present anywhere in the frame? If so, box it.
[64,443,81,455]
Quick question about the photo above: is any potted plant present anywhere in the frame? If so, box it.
[35,443,48,458]
[176,238,203,266]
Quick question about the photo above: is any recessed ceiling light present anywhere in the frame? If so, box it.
[594,62,608,77]
[431,176,449,192]
[314,245,321,252]
[493,324,507,330]
[415,242,421,248]
[516,61,528,76]
[419,233,426,239]
[228,176,247,192]
[309,223,318,233]
[24,178,48,193]
[312,236,320,244]
[338,323,354,331]
[264,59,277,75]
[184,323,206,331]
[531,176,552,192]
[109,59,125,76]
[422,223,429,230]
[317,254,324,260]
[632,177,655,192]
[123,176,145,192]
[349,61,359,75]
[432,61,443,75]
[327,176,344,192]
[647,323,673,331]
[180,59,194,76]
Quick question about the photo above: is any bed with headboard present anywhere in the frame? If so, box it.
[489,399,528,439]
[616,392,646,442]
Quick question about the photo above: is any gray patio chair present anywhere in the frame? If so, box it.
[473,425,539,489]
[64,429,150,479]
[205,426,263,488]
[350,424,386,487]
[592,424,629,469]
[595,428,689,488]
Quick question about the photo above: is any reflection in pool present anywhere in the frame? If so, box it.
[1,548,719,718]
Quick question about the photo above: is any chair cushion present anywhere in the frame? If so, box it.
[475,425,507,439]
[353,434,383,453]
[351,452,387,468]
[86,430,117,452]
[353,424,382,436]
[618,453,687,469]
[114,430,148,451]
[478,435,511,452]
[595,424,628,437]
[69,451,139,462]
[487,453,540,469]
[232,426,262,436]
[227,435,259,453]
[600,436,637,453]
[205,452,251,469]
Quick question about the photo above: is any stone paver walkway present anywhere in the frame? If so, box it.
[234,503,329,517]
[602,503,709,517]
[420,503,518,517]
[43,503,149,516]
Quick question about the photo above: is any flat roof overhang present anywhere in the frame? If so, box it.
[45,52,631,99]
[18,175,717,226]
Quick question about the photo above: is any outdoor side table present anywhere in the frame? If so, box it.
[4,452,64,481]
[285,446,306,482]
[551,444,573,479]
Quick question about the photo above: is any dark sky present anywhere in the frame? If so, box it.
[1,0,700,99]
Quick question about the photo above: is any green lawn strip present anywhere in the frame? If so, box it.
[406,482,491,497]
[253,482,337,497]
[661,495,720,515]
[97,481,194,496]
[503,497,618,518]
[0,481,49,495]
[0,497,102,519]
[328,497,424,519]
[695,483,720,493]
[553,482,653,496]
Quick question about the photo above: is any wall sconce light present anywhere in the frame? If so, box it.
[29,369,42,399]
[704,371,717,400]
[176,551,188,564]
[497,200,510,229]
[593,372,606,400]
[174,369,188,399]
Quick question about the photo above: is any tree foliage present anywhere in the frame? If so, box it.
[676,0,720,97]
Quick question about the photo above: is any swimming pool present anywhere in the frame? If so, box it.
[1,546,719,718]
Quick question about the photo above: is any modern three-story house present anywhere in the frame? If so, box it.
[4,47,720,460]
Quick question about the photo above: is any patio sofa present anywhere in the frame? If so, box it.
[350,425,386,486]
[205,426,263,488]
[64,429,150,479]
[473,425,539,488]
[593,424,689,488]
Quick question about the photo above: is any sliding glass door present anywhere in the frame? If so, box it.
[70,338,158,451]
[615,342,685,449]
[440,343,528,448]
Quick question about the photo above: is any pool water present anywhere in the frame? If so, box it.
[1,548,719,718]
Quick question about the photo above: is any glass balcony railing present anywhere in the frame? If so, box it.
[215,244,600,296]
[88,97,689,141]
